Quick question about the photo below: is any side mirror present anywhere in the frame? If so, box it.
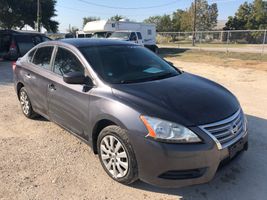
[63,71,86,84]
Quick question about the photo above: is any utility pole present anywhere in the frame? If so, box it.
[37,0,41,32]
[192,0,197,46]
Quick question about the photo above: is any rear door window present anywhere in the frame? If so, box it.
[32,46,54,70]
[53,47,84,76]
[15,35,35,56]
[32,35,42,45]
[0,34,12,57]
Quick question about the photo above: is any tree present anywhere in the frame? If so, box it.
[157,15,173,32]
[224,16,244,30]
[0,0,58,32]
[143,0,218,32]
[180,10,193,31]
[83,16,100,27]
[172,9,185,31]
[224,0,267,30]
[189,0,218,31]
[109,15,124,21]
[143,15,173,32]
[143,16,162,30]
[208,3,218,30]
[251,0,267,29]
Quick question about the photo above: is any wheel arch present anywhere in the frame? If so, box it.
[16,82,24,99]
[92,119,118,154]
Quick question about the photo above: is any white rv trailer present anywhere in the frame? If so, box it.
[80,20,158,52]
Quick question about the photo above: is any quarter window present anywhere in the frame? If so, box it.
[53,47,84,76]
[27,49,36,62]
[32,46,53,70]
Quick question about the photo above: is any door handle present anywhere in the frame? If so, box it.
[25,73,31,78]
[48,83,56,91]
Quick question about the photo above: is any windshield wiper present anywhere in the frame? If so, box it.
[119,72,176,84]
[148,72,176,81]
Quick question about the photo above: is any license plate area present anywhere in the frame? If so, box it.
[228,138,245,159]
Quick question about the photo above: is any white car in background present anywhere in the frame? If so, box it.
[78,19,158,52]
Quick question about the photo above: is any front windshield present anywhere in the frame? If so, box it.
[80,45,180,84]
[93,32,107,38]
[109,32,130,40]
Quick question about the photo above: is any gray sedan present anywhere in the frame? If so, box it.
[13,39,248,187]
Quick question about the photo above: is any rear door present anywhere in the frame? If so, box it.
[47,46,90,137]
[25,46,55,117]
[0,34,12,59]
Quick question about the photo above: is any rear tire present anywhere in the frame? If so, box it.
[19,87,38,119]
[97,125,138,185]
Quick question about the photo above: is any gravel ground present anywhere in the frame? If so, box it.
[0,60,267,200]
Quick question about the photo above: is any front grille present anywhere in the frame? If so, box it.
[200,109,245,149]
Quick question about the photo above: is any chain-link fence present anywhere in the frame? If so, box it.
[157,30,267,55]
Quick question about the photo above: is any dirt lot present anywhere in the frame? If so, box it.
[0,58,267,200]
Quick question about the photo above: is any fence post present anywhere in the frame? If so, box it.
[262,30,266,56]
[178,32,181,48]
[226,31,230,53]
[199,32,203,51]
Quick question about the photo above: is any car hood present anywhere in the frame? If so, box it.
[111,72,240,126]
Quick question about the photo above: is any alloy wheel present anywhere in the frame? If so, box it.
[20,91,30,115]
[100,135,129,178]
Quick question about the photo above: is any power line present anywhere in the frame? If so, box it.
[77,0,178,10]
[57,5,173,17]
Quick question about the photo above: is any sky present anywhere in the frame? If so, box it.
[55,0,254,32]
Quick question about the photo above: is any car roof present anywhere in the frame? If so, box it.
[47,38,138,48]
[0,29,45,35]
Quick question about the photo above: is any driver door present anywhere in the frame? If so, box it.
[47,47,90,137]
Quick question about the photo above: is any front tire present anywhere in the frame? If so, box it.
[97,125,138,185]
[19,87,38,119]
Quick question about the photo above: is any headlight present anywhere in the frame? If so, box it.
[140,116,201,143]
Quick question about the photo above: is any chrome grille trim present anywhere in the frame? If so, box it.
[199,109,245,150]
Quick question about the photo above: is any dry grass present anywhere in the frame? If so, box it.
[160,48,267,71]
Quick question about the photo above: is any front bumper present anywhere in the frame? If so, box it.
[130,128,248,188]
